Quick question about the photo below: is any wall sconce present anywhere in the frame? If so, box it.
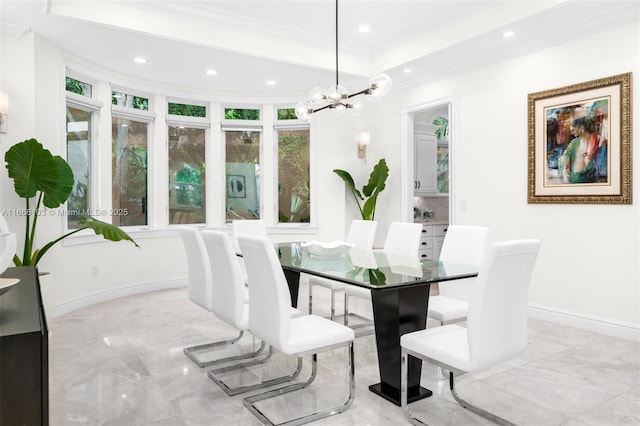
[357,131,370,161]
[0,92,8,134]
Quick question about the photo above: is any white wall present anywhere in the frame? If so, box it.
[370,22,639,338]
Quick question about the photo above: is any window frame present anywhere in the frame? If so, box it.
[64,75,103,234]
[111,104,155,230]
[166,105,211,226]
[273,117,314,227]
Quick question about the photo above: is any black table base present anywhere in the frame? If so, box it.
[283,269,300,309]
[370,285,431,406]
[369,382,432,406]
[283,265,433,406]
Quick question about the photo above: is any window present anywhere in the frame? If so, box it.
[276,108,297,120]
[65,74,101,229]
[112,118,148,226]
[112,90,149,111]
[169,102,206,117]
[63,70,314,231]
[277,128,310,223]
[168,126,206,224]
[65,106,91,228]
[65,77,92,97]
[225,130,261,221]
[224,108,260,120]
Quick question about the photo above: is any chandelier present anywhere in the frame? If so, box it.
[294,0,392,121]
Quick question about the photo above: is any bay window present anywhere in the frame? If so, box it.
[64,71,315,231]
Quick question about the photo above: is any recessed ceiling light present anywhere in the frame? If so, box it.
[403,68,412,74]
[358,24,371,33]
[205,69,217,76]
[265,80,276,86]
[502,30,515,38]
[133,57,147,64]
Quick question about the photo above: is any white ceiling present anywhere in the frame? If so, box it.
[1,0,638,100]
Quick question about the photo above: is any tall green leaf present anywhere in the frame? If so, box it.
[333,158,389,221]
[5,138,139,267]
[5,138,72,205]
[78,216,140,247]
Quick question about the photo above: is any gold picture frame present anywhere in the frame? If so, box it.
[528,72,632,204]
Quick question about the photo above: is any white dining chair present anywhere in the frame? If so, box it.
[343,221,422,328]
[308,219,377,320]
[236,234,355,425]
[179,228,265,368]
[202,230,305,396]
[427,225,490,325]
[232,219,268,286]
[400,239,540,425]
[231,219,267,253]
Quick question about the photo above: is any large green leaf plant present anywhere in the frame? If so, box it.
[333,158,389,221]
[5,138,139,267]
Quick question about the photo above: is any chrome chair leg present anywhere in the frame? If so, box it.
[449,371,515,426]
[243,342,355,426]
[401,347,516,426]
[208,346,303,396]
[309,284,343,321]
[343,293,374,336]
[401,349,429,426]
[184,330,266,368]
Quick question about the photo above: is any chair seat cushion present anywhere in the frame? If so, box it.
[281,314,355,355]
[401,324,473,372]
[427,295,468,323]
[308,276,348,291]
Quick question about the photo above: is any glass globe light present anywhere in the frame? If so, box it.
[349,98,364,116]
[333,102,347,114]
[295,101,313,121]
[327,84,348,103]
[365,73,392,101]
[309,87,327,104]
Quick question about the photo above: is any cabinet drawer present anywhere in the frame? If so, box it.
[433,224,448,237]
[419,236,434,250]
[419,249,434,260]
[421,226,434,237]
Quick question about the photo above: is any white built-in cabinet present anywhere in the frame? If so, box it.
[414,130,437,194]
[418,223,448,260]
[414,122,449,196]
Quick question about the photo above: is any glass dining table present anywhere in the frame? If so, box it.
[275,242,479,406]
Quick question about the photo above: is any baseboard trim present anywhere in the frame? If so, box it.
[54,279,187,318]
[528,303,640,342]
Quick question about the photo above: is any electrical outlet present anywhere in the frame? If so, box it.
[91,265,98,277]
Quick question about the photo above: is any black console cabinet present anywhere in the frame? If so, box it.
[0,267,49,425]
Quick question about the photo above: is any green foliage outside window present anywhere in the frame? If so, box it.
[168,103,206,117]
[112,91,149,111]
[65,77,92,97]
[278,129,310,223]
[277,108,297,120]
[225,108,260,120]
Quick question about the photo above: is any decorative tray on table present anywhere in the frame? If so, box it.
[300,240,354,257]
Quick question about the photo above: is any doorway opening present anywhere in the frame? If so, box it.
[402,97,455,226]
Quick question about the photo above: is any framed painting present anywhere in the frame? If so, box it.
[227,175,246,198]
[528,72,632,204]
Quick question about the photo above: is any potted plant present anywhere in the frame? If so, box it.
[333,158,389,221]
[4,138,139,267]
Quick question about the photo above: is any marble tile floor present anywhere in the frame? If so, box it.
[49,276,640,426]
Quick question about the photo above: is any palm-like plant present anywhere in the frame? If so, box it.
[333,158,389,221]
[5,138,139,267]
